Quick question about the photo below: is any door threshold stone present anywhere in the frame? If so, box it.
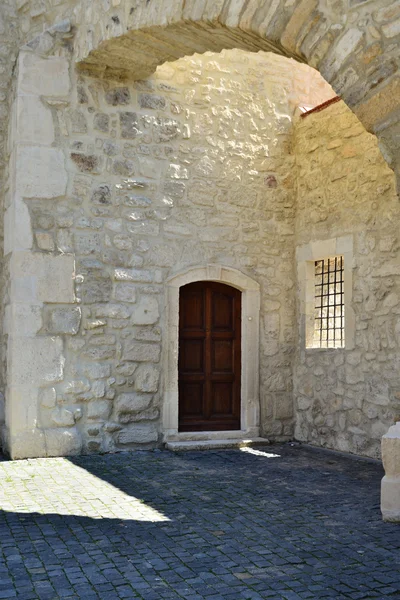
[165,438,270,451]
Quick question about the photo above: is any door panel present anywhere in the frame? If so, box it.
[179,281,241,432]
[211,291,234,330]
[211,382,234,415]
[180,288,206,330]
[180,339,204,372]
[212,340,233,372]
[180,383,204,416]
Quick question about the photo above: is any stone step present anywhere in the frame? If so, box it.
[165,438,270,452]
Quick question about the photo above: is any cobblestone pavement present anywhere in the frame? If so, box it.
[0,444,399,600]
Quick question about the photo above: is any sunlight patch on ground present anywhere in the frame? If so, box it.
[0,458,170,522]
[240,447,281,458]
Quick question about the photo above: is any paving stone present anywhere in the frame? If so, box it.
[0,445,398,599]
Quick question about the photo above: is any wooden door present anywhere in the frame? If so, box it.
[178,281,241,431]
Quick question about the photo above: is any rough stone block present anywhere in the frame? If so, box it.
[122,339,161,362]
[127,222,160,236]
[355,77,400,131]
[95,304,131,319]
[91,380,106,399]
[114,268,153,283]
[94,113,110,132]
[382,17,400,38]
[281,0,318,53]
[79,279,113,303]
[45,307,81,335]
[324,29,364,78]
[87,400,112,420]
[274,394,294,420]
[71,153,102,173]
[114,283,137,303]
[36,232,55,251]
[131,296,159,325]
[84,364,111,379]
[120,112,139,138]
[75,232,102,255]
[106,87,130,105]
[139,93,166,110]
[116,392,152,415]
[153,117,178,142]
[118,425,158,444]
[134,364,160,393]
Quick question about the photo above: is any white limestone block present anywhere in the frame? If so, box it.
[8,336,65,386]
[15,146,67,199]
[44,427,82,457]
[4,303,42,337]
[4,197,34,253]
[15,96,55,145]
[131,296,159,325]
[11,252,75,303]
[6,385,40,433]
[51,407,75,427]
[18,52,70,96]
[40,387,57,408]
[381,422,400,522]
[8,429,46,460]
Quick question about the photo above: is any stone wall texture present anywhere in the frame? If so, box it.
[1,0,400,459]
[18,49,332,455]
[294,100,400,459]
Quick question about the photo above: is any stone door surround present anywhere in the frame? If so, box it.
[163,265,260,442]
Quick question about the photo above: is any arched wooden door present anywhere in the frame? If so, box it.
[178,281,241,432]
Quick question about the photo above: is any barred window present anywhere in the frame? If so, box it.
[313,256,344,349]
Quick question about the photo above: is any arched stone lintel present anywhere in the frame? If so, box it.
[163,265,260,442]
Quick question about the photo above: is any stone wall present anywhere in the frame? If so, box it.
[4,0,400,459]
[4,48,334,457]
[16,0,78,40]
[69,0,400,192]
[294,99,400,459]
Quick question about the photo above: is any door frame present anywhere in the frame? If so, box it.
[163,265,260,441]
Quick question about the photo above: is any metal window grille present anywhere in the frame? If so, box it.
[314,256,344,349]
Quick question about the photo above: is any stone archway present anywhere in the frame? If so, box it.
[163,265,260,442]
[3,0,400,459]
[73,0,400,186]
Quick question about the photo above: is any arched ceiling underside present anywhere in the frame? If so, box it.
[72,0,400,184]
